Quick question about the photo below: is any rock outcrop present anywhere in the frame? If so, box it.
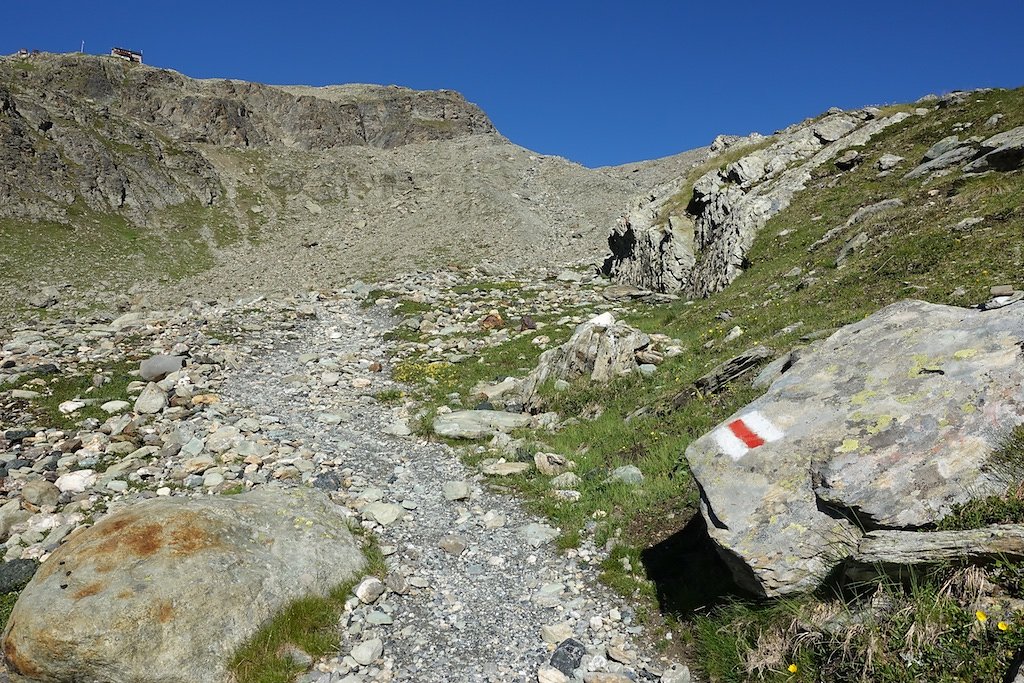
[603,111,912,297]
[520,312,654,410]
[684,299,1024,597]
[2,488,364,683]
[433,409,533,439]
[963,125,1024,174]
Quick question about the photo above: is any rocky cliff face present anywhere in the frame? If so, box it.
[0,52,493,226]
[602,110,913,297]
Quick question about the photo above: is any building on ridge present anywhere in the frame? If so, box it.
[110,47,143,64]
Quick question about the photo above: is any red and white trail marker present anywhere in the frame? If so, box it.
[713,410,784,461]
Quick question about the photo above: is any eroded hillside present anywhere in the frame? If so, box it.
[0,52,690,319]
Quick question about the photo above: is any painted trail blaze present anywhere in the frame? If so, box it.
[727,419,765,448]
[713,410,784,460]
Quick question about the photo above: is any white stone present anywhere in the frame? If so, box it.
[350,637,383,666]
[10,390,40,400]
[58,400,85,415]
[133,383,167,415]
[55,470,97,494]
[541,622,573,644]
[385,420,412,437]
[442,481,472,501]
[354,576,385,604]
[206,426,241,454]
[362,502,404,526]
[202,471,225,488]
[100,400,131,414]
[482,510,506,529]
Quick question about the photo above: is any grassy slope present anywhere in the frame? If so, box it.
[0,93,264,310]
[391,87,1024,681]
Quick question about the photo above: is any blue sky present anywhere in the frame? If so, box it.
[4,1,1023,167]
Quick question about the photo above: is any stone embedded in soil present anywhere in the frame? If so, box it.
[432,409,532,439]
[354,576,385,604]
[350,637,384,666]
[133,383,167,414]
[362,502,405,526]
[442,480,472,501]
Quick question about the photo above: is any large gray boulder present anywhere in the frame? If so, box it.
[685,299,1024,597]
[2,488,364,683]
[904,144,978,179]
[519,312,651,410]
[139,355,186,382]
[922,135,963,161]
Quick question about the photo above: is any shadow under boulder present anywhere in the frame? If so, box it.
[641,514,756,615]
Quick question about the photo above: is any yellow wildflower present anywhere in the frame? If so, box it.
[788,663,798,673]
[998,621,1010,631]
[976,610,988,624]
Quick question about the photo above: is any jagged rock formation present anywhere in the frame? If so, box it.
[603,110,912,297]
[519,312,654,411]
[683,299,1024,597]
[904,124,1024,177]
[0,52,492,226]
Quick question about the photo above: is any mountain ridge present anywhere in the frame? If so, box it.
[0,51,699,318]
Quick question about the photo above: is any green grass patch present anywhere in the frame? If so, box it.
[359,290,389,308]
[395,321,574,412]
[412,117,457,132]
[229,532,387,683]
[15,360,138,430]
[0,196,242,298]
[690,571,1024,682]
[374,388,405,405]
[0,592,19,632]
[394,299,434,316]
[11,58,37,72]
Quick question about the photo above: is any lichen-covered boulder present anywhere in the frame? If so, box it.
[2,488,364,683]
[685,300,1024,597]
